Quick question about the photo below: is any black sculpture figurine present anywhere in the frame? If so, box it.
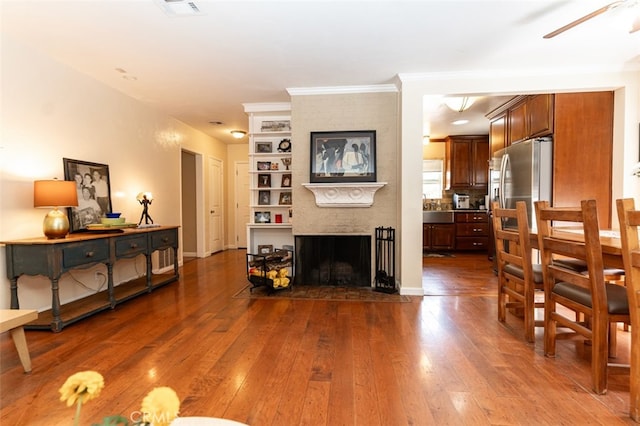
[138,193,154,225]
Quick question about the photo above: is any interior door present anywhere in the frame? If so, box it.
[208,157,223,254]
[235,161,249,248]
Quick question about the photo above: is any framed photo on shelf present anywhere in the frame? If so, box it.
[281,173,292,188]
[279,191,292,205]
[254,211,271,224]
[63,158,113,233]
[261,120,291,132]
[258,244,273,255]
[310,130,376,183]
[255,141,272,153]
[257,161,271,171]
[258,174,271,188]
[258,190,271,205]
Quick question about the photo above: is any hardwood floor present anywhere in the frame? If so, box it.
[1,250,634,425]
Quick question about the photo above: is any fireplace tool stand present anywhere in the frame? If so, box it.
[375,226,397,293]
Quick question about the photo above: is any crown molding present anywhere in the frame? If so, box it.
[242,102,291,113]
[287,84,398,96]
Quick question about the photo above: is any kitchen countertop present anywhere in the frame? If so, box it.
[424,209,487,213]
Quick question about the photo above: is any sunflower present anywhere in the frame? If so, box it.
[140,386,180,426]
[59,370,105,407]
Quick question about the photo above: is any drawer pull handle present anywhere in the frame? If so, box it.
[162,237,169,243]
[130,243,138,249]
[86,251,95,258]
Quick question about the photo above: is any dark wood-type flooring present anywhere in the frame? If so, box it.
[0,250,634,425]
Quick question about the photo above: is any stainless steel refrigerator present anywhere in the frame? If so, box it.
[489,137,553,230]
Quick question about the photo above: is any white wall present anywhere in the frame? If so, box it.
[0,36,226,310]
[399,69,640,295]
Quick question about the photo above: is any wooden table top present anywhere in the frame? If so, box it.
[0,225,179,245]
[530,227,622,268]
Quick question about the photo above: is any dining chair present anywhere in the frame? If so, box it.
[616,197,640,421]
[491,201,543,342]
[534,199,629,394]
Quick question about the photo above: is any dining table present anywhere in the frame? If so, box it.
[530,227,623,269]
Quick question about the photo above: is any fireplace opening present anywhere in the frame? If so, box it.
[295,235,371,286]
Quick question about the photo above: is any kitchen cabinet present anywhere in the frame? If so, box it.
[455,211,488,251]
[527,94,554,137]
[508,99,528,144]
[446,135,489,190]
[553,92,613,228]
[489,111,507,156]
[489,94,554,147]
[423,223,455,251]
[487,91,612,227]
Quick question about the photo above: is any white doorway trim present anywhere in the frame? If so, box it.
[195,152,206,257]
[234,161,249,249]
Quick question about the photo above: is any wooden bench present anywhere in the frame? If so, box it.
[0,309,38,373]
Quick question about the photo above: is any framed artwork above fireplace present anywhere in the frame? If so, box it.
[310,130,376,183]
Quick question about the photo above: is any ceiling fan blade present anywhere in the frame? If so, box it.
[544,1,624,39]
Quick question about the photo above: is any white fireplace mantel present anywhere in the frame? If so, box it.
[302,182,387,207]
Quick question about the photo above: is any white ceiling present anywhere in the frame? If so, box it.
[2,0,639,143]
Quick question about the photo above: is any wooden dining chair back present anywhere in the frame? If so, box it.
[534,199,629,394]
[491,201,543,342]
[616,197,640,421]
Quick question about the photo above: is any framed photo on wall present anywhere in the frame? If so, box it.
[254,211,271,224]
[279,191,292,205]
[310,130,376,183]
[63,158,112,233]
[257,161,271,171]
[281,173,292,188]
[255,141,272,153]
[258,190,271,205]
[258,174,271,188]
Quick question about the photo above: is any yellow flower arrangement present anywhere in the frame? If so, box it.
[140,387,181,426]
[59,371,180,426]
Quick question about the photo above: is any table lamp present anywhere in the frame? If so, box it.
[33,179,78,239]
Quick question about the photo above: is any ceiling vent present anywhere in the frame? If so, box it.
[154,0,205,17]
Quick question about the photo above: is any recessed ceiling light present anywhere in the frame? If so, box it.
[230,130,246,139]
[209,121,223,125]
[452,119,469,125]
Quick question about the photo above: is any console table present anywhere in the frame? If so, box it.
[2,226,179,332]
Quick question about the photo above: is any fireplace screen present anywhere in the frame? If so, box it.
[295,235,371,286]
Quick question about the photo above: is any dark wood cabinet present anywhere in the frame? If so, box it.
[491,94,554,147]
[455,212,488,251]
[489,111,507,156]
[508,99,528,144]
[528,94,554,137]
[553,92,613,228]
[446,135,489,190]
[423,223,455,251]
[487,91,614,228]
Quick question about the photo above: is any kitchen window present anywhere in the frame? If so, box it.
[422,159,443,199]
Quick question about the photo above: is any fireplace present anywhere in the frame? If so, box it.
[295,235,371,286]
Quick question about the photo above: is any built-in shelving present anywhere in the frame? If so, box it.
[243,102,294,254]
